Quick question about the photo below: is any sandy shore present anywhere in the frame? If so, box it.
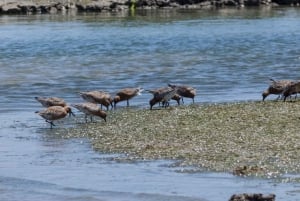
[57,100,300,179]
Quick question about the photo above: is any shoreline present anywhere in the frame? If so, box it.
[57,100,300,180]
[0,0,299,15]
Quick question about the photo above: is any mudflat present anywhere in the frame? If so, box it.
[63,101,300,178]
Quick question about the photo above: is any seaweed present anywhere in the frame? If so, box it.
[61,101,300,178]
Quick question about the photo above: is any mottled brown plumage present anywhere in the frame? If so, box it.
[262,79,294,101]
[35,106,73,128]
[148,87,178,110]
[168,84,196,103]
[72,102,107,123]
[282,81,300,101]
[79,91,113,110]
[113,87,143,108]
[35,96,67,107]
[147,86,181,109]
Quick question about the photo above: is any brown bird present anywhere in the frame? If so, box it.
[113,87,143,108]
[262,79,294,101]
[148,87,178,110]
[72,103,107,123]
[282,81,300,101]
[35,96,67,107]
[35,106,74,129]
[147,86,181,109]
[79,91,113,110]
[168,84,196,103]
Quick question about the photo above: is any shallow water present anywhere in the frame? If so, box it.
[1,7,300,201]
[1,112,300,201]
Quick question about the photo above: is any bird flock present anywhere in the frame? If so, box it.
[35,84,196,128]
[35,78,300,129]
[262,78,300,101]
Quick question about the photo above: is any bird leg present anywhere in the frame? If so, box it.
[85,114,88,123]
[46,120,55,129]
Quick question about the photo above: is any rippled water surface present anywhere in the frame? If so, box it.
[1,7,300,201]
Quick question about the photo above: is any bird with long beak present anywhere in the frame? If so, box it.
[147,86,181,108]
[72,103,107,123]
[113,87,143,108]
[35,96,74,117]
[35,105,74,129]
[79,91,113,111]
[148,86,178,110]
[168,84,196,104]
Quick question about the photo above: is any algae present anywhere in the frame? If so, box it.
[62,101,300,178]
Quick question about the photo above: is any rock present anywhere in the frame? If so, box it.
[19,3,39,14]
[229,193,276,201]
[156,0,171,7]
[1,2,21,14]
[49,6,58,13]
[0,0,299,14]
[244,0,261,6]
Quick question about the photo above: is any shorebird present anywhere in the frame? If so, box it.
[35,96,67,107]
[113,87,143,108]
[72,103,107,123]
[282,81,300,101]
[168,84,196,103]
[147,86,181,107]
[262,79,294,101]
[149,86,178,110]
[79,91,113,110]
[35,106,74,129]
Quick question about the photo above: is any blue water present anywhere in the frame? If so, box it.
[1,8,300,201]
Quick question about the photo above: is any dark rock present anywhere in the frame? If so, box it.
[273,0,299,5]
[39,5,50,14]
[19,3,39,14]
[136,0,157,7]
[1,2,21,14]
[156,0,171,7]
[199,1,214,8]
[229,193,276,201]
[76,1,116,12]
[244,0,261,6]
[39,4,60,14]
